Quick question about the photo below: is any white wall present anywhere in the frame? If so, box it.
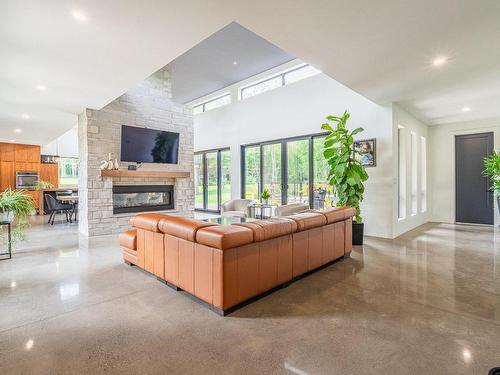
[392,105,429,237]
[41,126,78,158]
[429,117,500,224]
[195,73,394,238]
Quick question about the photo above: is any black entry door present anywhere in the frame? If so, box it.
[455,132,494,224]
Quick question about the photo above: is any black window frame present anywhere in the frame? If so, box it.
[240,64,317,100]
[193,93,231,114]
[194,147,230,213]
[240,132,328,208]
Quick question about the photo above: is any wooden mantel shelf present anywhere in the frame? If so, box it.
[100,169,190,178]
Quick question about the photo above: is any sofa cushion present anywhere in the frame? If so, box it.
[286,212,327,232]
[274,203,311,217]
[119,229,137,250]
[129,213,168,232]
[196,225,254,250]
[235,218,297,242]
[158,216,216,241]
[320,206,356,224]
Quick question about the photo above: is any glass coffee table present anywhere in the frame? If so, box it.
[204,216,257,226]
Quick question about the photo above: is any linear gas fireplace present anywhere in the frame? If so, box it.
[112,185,174,214]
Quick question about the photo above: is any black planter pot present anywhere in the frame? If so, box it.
[352,222,364,245]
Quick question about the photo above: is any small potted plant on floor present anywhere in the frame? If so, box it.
[260,189,271,205]
[0,189,36,242]
[321,111,369,245]
[483,150,500,215]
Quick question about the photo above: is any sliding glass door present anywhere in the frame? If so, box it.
[243,146,261,201]
[241,134,333,208]
[262,143,282,205]
[220,149,231,204]
[194,154,204,209]
[286,139,310,204]
[194,148,231,212]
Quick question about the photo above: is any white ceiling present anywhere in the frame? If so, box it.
[1,0,500,144]
[169,22,293,104]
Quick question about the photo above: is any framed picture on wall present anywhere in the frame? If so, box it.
[353,139,376,167]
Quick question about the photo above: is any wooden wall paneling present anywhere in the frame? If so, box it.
[0,143,16,161]
[14,144,29,162]
[40,163,59,188]
[0,161,15,190]
[27,145,40,162]
[15,162,40,173]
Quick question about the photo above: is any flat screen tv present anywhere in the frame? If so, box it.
[120,125,180,164]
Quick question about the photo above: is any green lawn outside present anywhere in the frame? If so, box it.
[195,184,231,208]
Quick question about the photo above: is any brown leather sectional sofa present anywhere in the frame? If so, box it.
[119,206,355,315]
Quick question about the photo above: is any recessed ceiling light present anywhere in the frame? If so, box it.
[462,106,471,112]
[15,128,22,133]
[233,61,238,65]
[21,113,30,119]
[72,10,87,22]
[432,57,447,66]
[35,84,46,91]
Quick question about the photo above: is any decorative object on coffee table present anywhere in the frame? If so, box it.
[260,189,271,205]
[321,110,369,245]
[250,202,277,219]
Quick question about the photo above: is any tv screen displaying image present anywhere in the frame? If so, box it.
[120,125,180,164]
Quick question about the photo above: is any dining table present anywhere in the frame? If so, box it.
[56,195,79,223]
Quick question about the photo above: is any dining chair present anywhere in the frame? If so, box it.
[44,194,74,225]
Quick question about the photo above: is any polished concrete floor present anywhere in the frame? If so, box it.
[1,218,500,374]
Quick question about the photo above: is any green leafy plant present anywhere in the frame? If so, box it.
[35,180,54,190]
[260,189,271,201]
[321,111,369,223]
[483,151,500,194]
[0,189,36,242]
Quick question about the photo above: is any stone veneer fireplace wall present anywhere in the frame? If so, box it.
[78,66,194,236]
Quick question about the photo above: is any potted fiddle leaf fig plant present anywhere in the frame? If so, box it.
[321,110,369,245]
[0,189,36,242]
[483,150,500,214]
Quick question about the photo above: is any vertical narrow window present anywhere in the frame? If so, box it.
[398,126,406,219]
[313,136,335,209]
[262,143,282,205]
[194,148,230,211]
[244,146,261,200]
[421,136,427,213]
[194,153,204,209]
[410,131,418,216]
[220,149,231,205]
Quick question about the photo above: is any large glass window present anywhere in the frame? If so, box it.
[398,126,406,219]
[194,148,231,212]
[421,136,427,213]
[206,152,218,210]
[262,143,282,204]
[312,137,335,209]
[241,76,283,100]
[220,149,231,205]
[240,64,320,100]
[410,131,418,216]
[59,157,79,187]
[193,93,231,114]
[286,139,310,204]
[242,134,329,207]
[194,154,204,209]
[244,146,261,201]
